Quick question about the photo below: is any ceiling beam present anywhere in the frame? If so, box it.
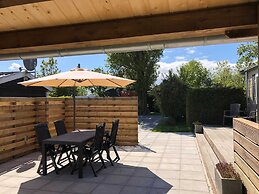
[0,3,257,55]
[0,0,51,8]
[225,28,258,38]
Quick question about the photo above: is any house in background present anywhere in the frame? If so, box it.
[0,71,49,97]
[242,65,258,105]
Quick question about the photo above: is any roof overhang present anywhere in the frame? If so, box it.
[0,0,258,60]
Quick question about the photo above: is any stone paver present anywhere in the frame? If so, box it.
[0,119,210,194]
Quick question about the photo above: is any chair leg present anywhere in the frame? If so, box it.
[37,158,43,175]
[50,155,59,175]
[99,153,106,169]
[105,149,113,166]
[223,116,225,126]
[89,160,97,177]
[113,146,120,162]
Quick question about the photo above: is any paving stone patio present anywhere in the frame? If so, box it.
[0,129,210,194]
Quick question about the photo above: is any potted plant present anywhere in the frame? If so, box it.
[215,162,242,194]
[193,121,203,133]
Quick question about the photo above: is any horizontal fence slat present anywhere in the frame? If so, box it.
[234,153,259,191]
[0,97,138,163]
[234,142,259,174]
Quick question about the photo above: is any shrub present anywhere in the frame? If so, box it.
[186,87,245,125]
[157,72,187,122]
[216,162,240,179]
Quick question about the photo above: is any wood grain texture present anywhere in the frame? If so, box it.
[0,3,257,55]
[233,118,259,194]
[0,97,138,163]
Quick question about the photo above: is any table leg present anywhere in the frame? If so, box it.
[42,144,47,175]
[78,145,83,178]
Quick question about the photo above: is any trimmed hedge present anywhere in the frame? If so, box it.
[186,88,245,126]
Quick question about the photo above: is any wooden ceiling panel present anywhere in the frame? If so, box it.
[148,0,169,15]
[0,0,257,33]
[71,0,101,22]
[128,0,150,16]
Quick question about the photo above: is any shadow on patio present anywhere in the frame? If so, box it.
[4,160,174,194]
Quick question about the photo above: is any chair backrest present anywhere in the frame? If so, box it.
[247,103,257,116]
[110,119,119,145]
[54,120,67,136]
[230,104,241,116]
[93,123,105,151]
[34,123,51,152]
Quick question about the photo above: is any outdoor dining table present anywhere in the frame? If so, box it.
[42,130,96,178]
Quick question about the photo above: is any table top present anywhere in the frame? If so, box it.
[43,131,95,146]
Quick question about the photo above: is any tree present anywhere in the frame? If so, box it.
[157,70,187,122]
[106,50,163,115]
[237,42,258,71]
[212,61,244,89]
[38,57,60,77]
[178,60,211,88]
[89,68,108,97]
[38,57,84,97]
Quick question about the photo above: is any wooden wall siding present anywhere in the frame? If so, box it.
[64,97,138,146]
[233,118,259,194]
[0,97,138,163]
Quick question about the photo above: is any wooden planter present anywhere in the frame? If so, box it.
[215,168,242,194]
[194,124,203,133]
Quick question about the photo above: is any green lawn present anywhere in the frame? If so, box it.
[152,117,192,132]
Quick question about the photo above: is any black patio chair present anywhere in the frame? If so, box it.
[54,120,75,166]
[71,123,106,177]
[242,103,257,122]
[102,119,120,166]
[34,123,59,175]
[223,103,241,126]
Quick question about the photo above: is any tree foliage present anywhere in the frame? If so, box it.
[89,68,108,97]
[237,42,258,71]
[157,70,187,122]
[212,61,244,89]
[106,50,163,115]
[178,60,211,88]
[37,57,84,97]
[38,58,60,77]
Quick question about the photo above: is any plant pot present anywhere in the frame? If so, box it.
[215,168,242,194]
[194,124,203,133]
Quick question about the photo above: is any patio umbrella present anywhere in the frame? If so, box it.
[19,66,135,130]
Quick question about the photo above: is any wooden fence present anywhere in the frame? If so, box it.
[233,118,259,194]
[0,97,138,163]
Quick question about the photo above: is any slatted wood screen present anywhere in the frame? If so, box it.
[64,97,138,146]
[0,97,138,163]
[233,118,259,194]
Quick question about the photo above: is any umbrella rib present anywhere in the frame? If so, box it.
[88,79,95,86]
[57,79,67,87]
[107,79,123,87]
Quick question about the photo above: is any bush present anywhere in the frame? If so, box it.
[158,73,187,122]
[186,87,245,126]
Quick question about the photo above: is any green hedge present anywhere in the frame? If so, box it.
[186,88,245,126]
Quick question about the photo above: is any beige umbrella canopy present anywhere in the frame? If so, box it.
[19,66,135,130]
[20,67,135,87]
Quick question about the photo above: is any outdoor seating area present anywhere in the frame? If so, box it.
[0,127,210,194]
[223,103,256,126]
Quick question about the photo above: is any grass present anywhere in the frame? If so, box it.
[152,117,192,132]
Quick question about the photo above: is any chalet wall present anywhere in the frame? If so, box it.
[233,118,259,194]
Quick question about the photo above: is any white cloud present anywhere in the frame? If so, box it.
[175,56,186,61]
[156,59,236,84]
[185,47,196,54]
[9,63,21,71]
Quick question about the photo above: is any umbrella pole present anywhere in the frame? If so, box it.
[73,87,76,131]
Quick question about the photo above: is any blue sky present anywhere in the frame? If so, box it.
[0,42,246,83]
